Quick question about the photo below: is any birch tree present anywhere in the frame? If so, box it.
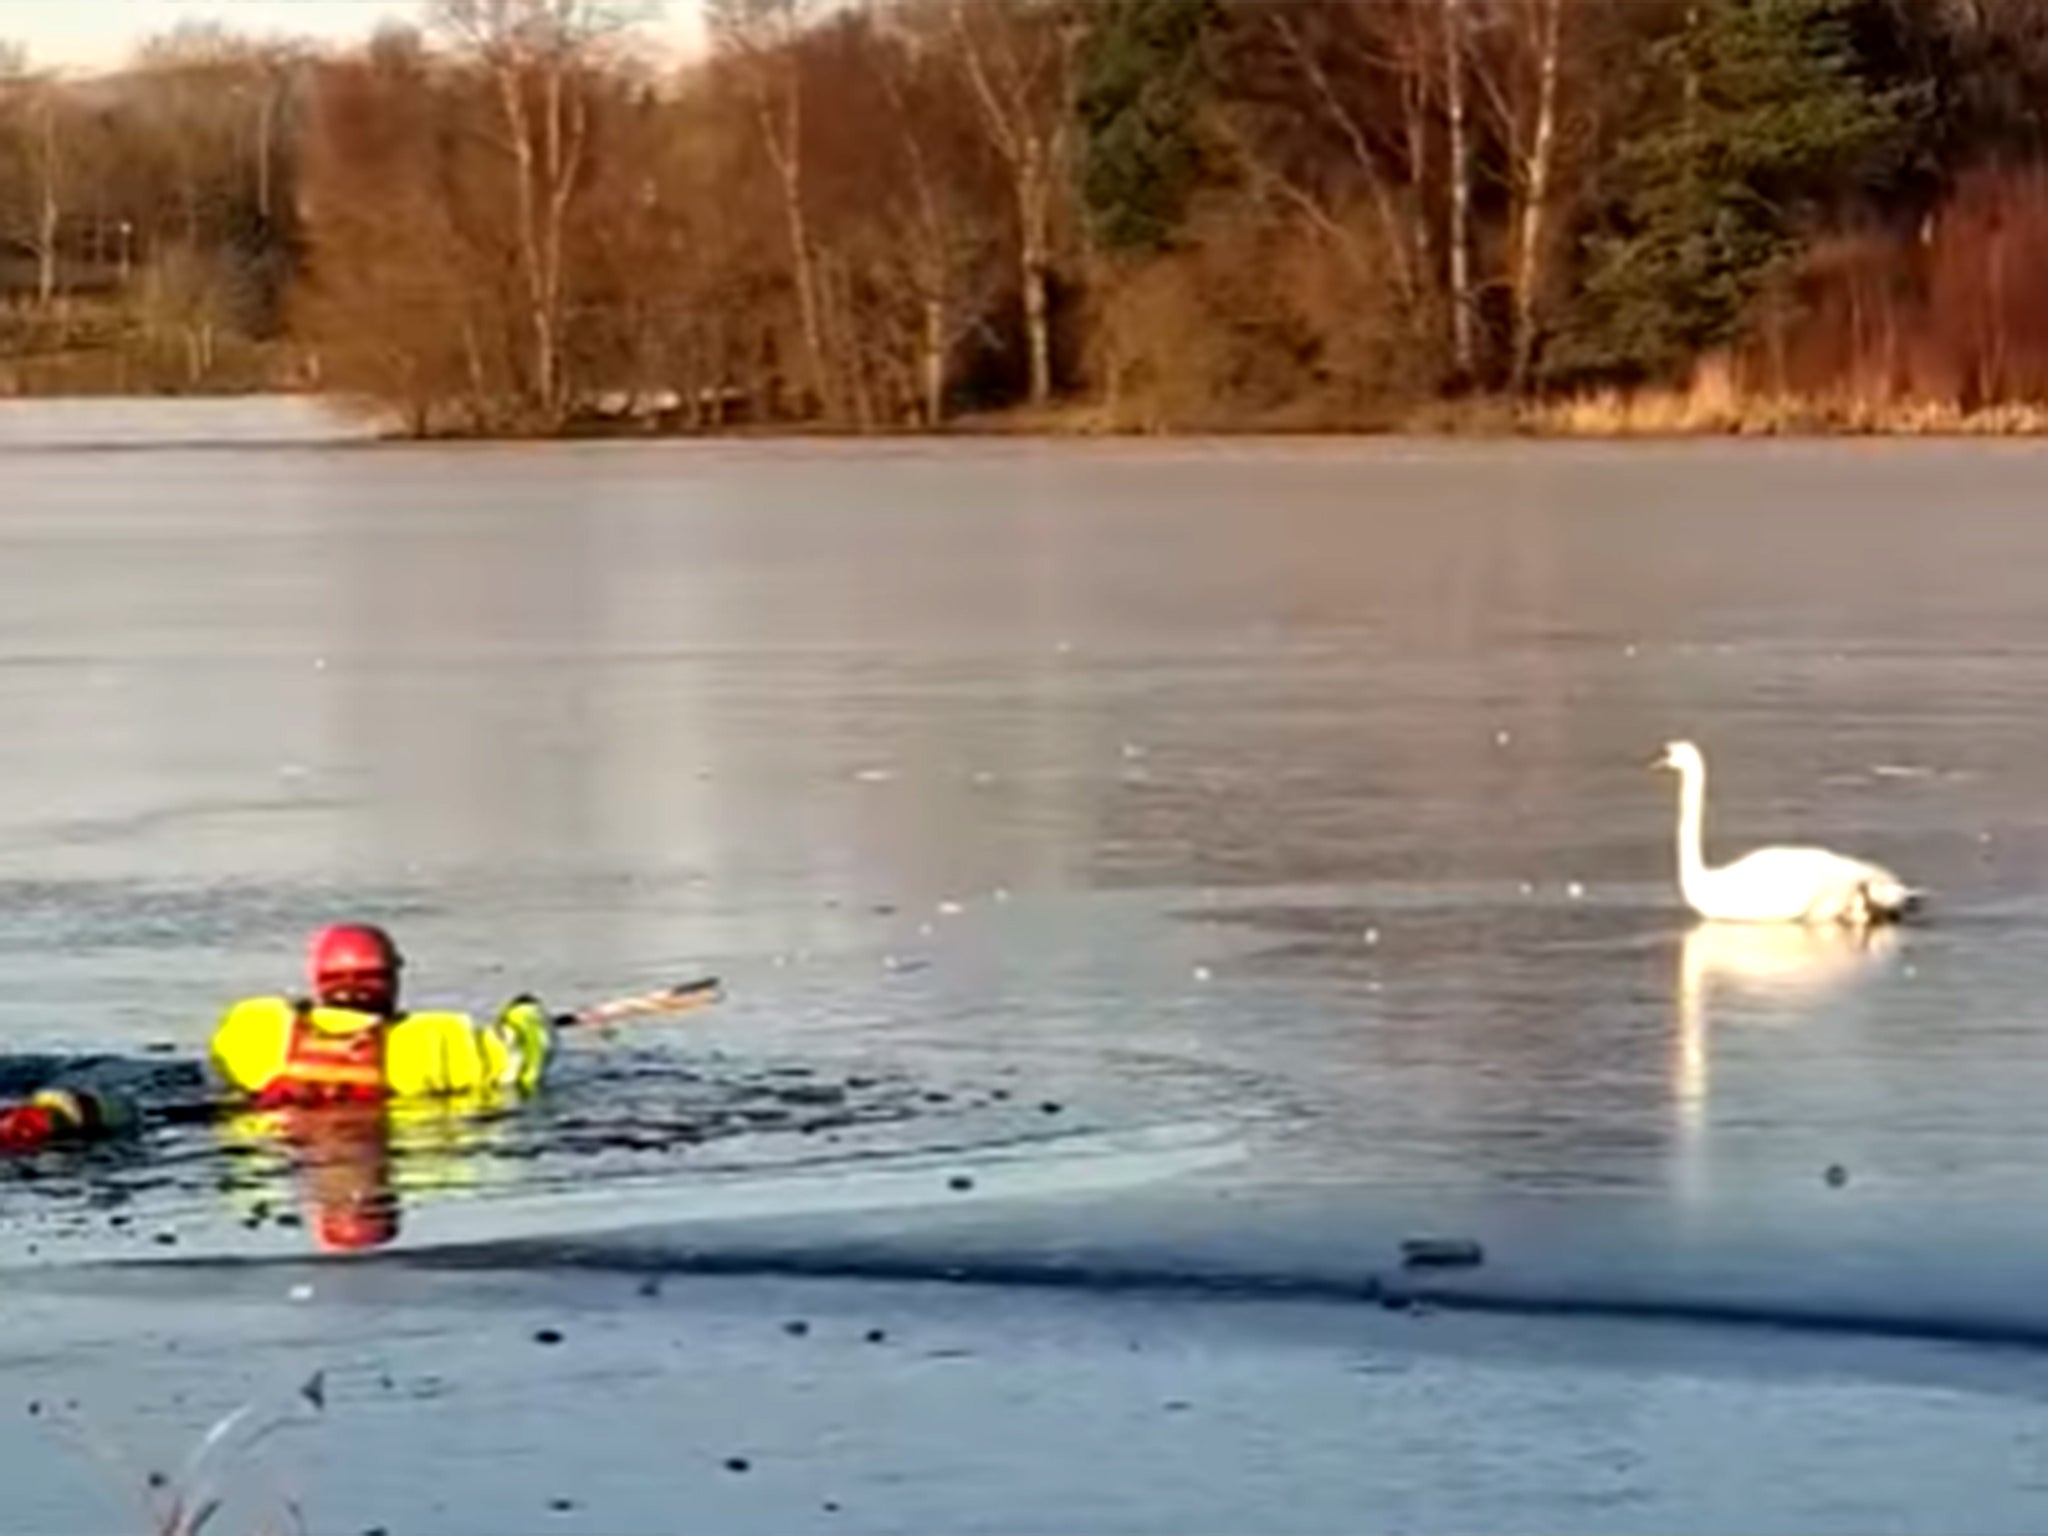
[862,3,1000,424]
[1509,0,1563,387]
[707,0,836,419]
[0,54,66,309]
[1469,0,1570,389]
[1443,0,1475,380]
[431,0,645,426]
[949,0,1074,406]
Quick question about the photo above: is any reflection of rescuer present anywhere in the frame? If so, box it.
[259,1102,403,1253]
[222,1096,543,1254]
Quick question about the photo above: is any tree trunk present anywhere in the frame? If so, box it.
[35,92,59,309]
[950,0,1064,409]
[540,51,586,423]
[256,79,275,222]
[36,179,57,310]
[752,59,833,422]
[1400,17,1433,295]
[1683,0,1701,124]
[823,250,872,430]
[182,152,201,247]
[1020,142,1053,407]
[1511,0,1563,391]
[462,314,488,417]
[488,38,586,428]
[494,59,557,423]
[872,24,955,426]
[921,293,947,426]
[1445,0,1476,382]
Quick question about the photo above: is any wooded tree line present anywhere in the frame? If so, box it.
[0,26,300,392]
[8,0,2048,430]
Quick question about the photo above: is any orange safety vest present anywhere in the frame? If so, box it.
[255,1003,389,1107]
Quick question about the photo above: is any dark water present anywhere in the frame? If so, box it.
[7,408,2048,1344]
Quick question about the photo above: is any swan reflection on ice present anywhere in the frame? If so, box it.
[1670,920,1902,1196]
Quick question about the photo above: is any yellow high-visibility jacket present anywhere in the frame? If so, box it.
[209,995,555,1102]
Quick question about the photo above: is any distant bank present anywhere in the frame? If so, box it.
[6,390,2048,448]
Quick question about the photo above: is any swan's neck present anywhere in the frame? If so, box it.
[1675,762,1709,898]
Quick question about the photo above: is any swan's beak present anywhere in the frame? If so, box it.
[1649,749,1674,771]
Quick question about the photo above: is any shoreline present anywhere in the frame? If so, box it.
[439,396,2048,443]
[11,390,2048,446]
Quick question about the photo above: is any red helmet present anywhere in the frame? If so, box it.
[0,1104,55,1152]
[308,923,403,1012]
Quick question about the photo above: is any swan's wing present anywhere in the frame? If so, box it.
[1697,848,1839,920]
[1796,850,1922,915]
[1704,846,1909,921]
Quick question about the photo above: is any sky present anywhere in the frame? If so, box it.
[0,0,703,71]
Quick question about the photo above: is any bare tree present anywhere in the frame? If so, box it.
[431,0,649,426]
[0,50,64,308]
[1215,4,1451,375]
[297,30,521,431]
[873,22,950,422]
[948,0,1072,406]
[140,241,248,383]
[132,25,248,247]
[708,0,836,419]
[12,72,64,308]
[1444,0,1476,381]
[1510,0,1564,389]
[631,84,791,426]
[1468,0,1570,389]
[1507,0,1564,391]
[1259,6,1419,307]
[862,2,998,424]
[244,46,298,224]
[1393,3,1435,289]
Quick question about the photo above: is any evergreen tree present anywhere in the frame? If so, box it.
[1548,0,1918,385]
[1074,0,1221,253]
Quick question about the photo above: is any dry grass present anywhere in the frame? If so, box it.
[1522,376,2048,437]
[44,1372,326,1535]
[636,386,2048,438]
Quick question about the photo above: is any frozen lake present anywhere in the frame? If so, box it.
[5,400,2048,1531]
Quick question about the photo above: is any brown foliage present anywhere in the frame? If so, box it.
[1920,166,2048,405]
[0,22,302,388]
[292,39,513,432]
[1087,197,1442,431]
[1737,165,2048,411]
[295,15,669,432]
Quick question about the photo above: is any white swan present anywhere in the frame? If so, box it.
[1654,740,1922,925]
